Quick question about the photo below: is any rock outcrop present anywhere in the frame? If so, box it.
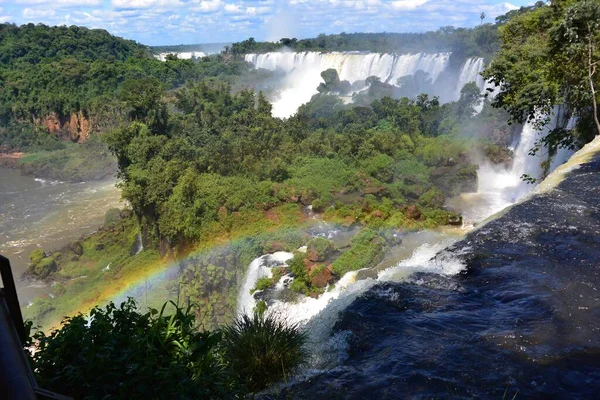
[36,112,92,142]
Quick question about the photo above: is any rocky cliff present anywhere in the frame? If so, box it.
[36,112,92,143]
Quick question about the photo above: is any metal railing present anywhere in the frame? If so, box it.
[0,255,71,400]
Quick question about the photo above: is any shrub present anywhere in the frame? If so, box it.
[252,277,272,293]
[220,312,308,392]
[307,237,335,262]
[34,257,57,278]
[29,248,45,265]
[30,299,238,399]
[104,208,122,226]
[331,229,385,275]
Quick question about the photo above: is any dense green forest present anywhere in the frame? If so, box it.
[0,23,257,151]
[229,24,501,62]
[152,42,230,54]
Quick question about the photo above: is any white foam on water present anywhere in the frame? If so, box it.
[236,251,293,316]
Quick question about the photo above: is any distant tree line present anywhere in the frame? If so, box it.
[229,24,501,62]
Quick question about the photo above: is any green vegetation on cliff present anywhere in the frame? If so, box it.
[483,0,600,154]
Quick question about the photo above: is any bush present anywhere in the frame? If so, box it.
[331,229,385,275]
[252,277,272,293]
[29,248,45,265]
[220,312,308,392]
[307,237,335,262]
[30,299,238,399]
[104,208,122,226]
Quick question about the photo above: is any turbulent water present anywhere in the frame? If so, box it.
[281,137,600,398]
[0,167,121,304]
[245,52,486,118]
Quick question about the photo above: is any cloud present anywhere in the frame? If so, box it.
[2,0,533,44]
[390,0,429,11]
[191,0,224,13]
[16,0,103,6]
[112,0,184,9]
[23,7,56,18]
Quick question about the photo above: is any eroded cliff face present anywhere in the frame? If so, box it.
[36,111,92,143]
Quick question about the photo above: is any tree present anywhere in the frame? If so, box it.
[480,12,486,25]
[553,0,600,136]
[457,82,482,118]
[481,1,600,154]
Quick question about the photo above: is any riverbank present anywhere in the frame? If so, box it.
[0,151,25,168]
[0,166,122,305]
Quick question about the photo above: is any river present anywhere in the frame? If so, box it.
[0,167,121,305]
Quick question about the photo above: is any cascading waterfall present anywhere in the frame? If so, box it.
[133,233,144,255]
[245,51,460,118]
[449,107,576,225]
[236,252,293,316]
[245,52,451,84]
[454,57,486,99]
[155,51,207,61]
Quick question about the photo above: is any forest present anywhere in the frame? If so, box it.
[229,24,501,62]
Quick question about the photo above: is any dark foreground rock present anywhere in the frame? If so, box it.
[273,139,600,399]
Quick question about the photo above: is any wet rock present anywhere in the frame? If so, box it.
[447,215,463,226]
[310,265,335,288]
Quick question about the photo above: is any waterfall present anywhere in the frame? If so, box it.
[155,51,207,61]
[236,252,293,316]
[245,51,458,118]
[454,58,486,98]
[245,52,450,84]
[449,109,576,225]
[133,233,144,255]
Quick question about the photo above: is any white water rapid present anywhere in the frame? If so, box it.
[245,52,487,118]
[236,251,293,316]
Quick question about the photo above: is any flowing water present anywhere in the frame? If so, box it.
[0,167,121,305]
[245,52,486,118]
[234,106,583,391]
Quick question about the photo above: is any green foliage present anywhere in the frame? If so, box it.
[104,208,122,226]
[230,27,499,60]
[307,237,335,261]
[220,312,308,392]
[252,277,272,293]
[287,253,310,292]
[30,298,237,399]
[0,122,65,152]
[29,248,45,265]
[332,229,385,275]
[28,249,58,278]
[483,0,600,154]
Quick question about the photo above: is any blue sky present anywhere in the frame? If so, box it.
[0,0,533,45]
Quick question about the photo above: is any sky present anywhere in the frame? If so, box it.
[0,0,533,46]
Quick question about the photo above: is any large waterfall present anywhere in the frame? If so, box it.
[245,52,487,118]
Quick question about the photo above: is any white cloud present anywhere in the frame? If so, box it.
[16,0,102,6]
[390,0,429,11]
[111,0,184,9]
[224,3,242,13]
[23,7,57,18]
[191,0,224,13]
